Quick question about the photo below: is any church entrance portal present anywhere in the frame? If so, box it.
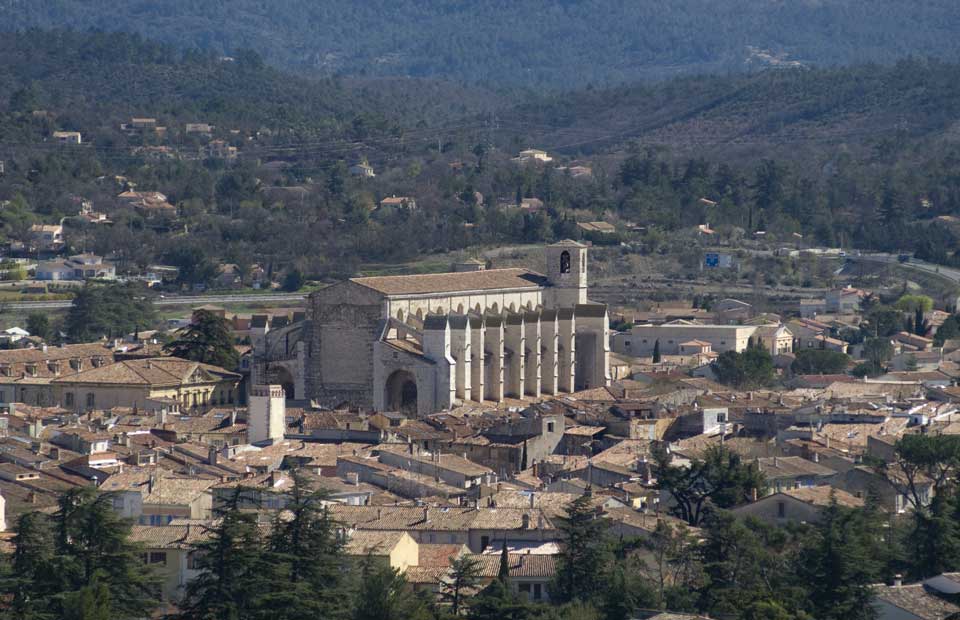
[386,370,418,414]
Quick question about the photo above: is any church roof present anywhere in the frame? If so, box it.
[350,268,547,296]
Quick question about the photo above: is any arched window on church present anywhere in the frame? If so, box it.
[396,309,404,322]
[560,250,571,274]
[457,304,464,314]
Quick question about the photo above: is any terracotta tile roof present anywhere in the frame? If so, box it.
[417,543,467,568]
[757,456,835,479]
[406,565,449,584]
[781,485,864,508]
[328,505,554,532]
[563,425,604,436]
[0,343,110,364]
[129,524,211,549]
[464,553,557,578]
[350,268,547,296]
[100,468,217,504]
[343,530,408,556]
[53,357,238,386]
[873,583,960,619]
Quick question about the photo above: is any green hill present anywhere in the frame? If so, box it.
[3,1,960,86]
[502,59,960,160]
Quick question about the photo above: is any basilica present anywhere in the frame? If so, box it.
[253,241,610,416]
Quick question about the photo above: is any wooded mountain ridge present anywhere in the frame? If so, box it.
[504,58,960,162]
[3,0,960,86]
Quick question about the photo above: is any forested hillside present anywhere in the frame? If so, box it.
[503,58,960,160]
[0,30,501,150]
[3,0,960,86]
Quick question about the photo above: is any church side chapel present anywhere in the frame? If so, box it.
[253,241,610,416]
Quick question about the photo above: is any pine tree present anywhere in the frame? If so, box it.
[62,574,112,620]
[164,309,240,370]
[440,556,482,616]
[260,473,349,619]
[798,498,881,620]
[600,565,641,620]
[177,489,268,619]
[2,511,57,620]
[467,578,530,620]
[352,557,431,620]
[552,495,611,604]
[52,488,157,619]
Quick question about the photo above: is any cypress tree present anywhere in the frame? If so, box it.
[498,540,510,583]
[652,339,661,363]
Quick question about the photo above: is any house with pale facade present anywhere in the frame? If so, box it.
[36,254,115,281]
[52,357,240,414]
[613,322,793,358]
[52,131,81,145]
[29,223,64,251]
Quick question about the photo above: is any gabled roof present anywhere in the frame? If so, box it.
[52,357,239,386]
[350,268,547,296]
[757,456,836,479]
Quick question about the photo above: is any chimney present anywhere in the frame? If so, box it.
[529,492,535,509]
[751,487,758,502]
[208,446,218,465]
[49,447,60,461]
[422,507,430,523]
[537,513,545,530]
[41,344,47,354]
[229,410,237,426]
[27,491,36,504]
[148,474,156,495]
[894,574,903,587]
[377,508,382,520]
[521,513,530,529]
[347,472,359,486]
[773,456,779,468]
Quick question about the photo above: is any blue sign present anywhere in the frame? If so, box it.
[704,253,719,268]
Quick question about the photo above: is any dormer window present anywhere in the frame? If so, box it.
[0,365,11,377]
[70,359,83,372]
[92,357,104,368]
[48,361,61,375]
[25,364,37,377]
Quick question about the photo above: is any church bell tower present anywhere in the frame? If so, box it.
[544,240,588,309]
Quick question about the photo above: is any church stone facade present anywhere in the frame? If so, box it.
[253,241,610,416]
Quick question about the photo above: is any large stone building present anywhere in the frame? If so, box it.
[255,241,610,415]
